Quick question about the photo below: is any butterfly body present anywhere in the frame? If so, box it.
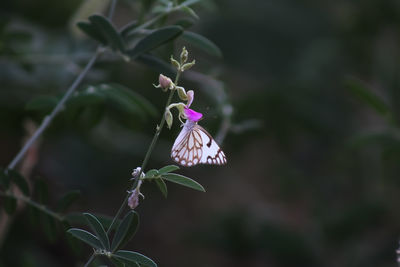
[171,120,227,167]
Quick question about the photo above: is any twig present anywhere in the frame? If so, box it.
[7,49,101,171]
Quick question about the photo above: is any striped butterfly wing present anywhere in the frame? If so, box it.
[171,123,226,167]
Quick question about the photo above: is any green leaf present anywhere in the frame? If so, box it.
[155,178,168,198]
[181,31,222,57]
[111,211,139,251]
[89,15,125,52]
[67,228,103,249]
[77,21,107,45]
[136,54,176,78]
[126,26,183,59]
[158,165,180,174]
[65,212,120,232]
[112,250,157,267]
[145,169,159,178]
[180,0,201,7]
[8,170,29,196]
[162,173,205,192]
[25,95,58,112]
[180,6,199,19]
[55,190,81,212]
[99,84,157,119]
[174,18,195,29]
[84,213,110,250]
[346,79,393,120]
[120,20,139,37]
[3,196,16,215]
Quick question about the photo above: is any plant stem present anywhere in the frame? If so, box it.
[106,70,181,234]
[0,191,64,221]
[7,49,101,171]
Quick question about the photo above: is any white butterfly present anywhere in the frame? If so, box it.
[171,120,227,167]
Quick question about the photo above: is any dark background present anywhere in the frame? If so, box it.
[1,0,400,266]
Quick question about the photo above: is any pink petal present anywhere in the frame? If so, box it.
[186,90,194,108]
[184,107,203,122]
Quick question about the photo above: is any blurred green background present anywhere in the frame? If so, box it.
[1,0,400,266]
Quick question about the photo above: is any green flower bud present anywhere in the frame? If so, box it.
[181,59,196,72]
[165,109,173,129]
[170,55,180,69]
[176,86,188,101]
[180,47,188,63]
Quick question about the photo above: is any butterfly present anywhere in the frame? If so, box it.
[171,120,227,167]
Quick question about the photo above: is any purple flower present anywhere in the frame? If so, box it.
[128,189,139,209]
[184,107,203,122]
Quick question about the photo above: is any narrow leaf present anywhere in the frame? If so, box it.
[120,20,139,37]
[67,228,103,249]
[155,178,168,198]
[99,84,157,120]
[174,18,195,29]
[77,21,108,45]
[84,213,110,251]
[8,170,29,196]
[126,26,183,59]
[158,165,180,174]
[55,190,81,212]
[145,169,159,178]
[180,0,201,7]
[181,31,222,57]
[89,15,125,52]
[162,173,205,192]
[111,211,139,251]
[136,54,176,78]
[25,95,58,112]
[112,250,157,267]
[181,6,199,19]
[346,79,392,119]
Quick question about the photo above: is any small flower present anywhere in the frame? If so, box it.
[184,107,203,122]
[154,74,174,91]
[131,167,144,179]
[128,189,140,209]
[128,180,142,210]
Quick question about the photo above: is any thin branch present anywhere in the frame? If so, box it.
[0,192,64,221]
[7,49,101,171]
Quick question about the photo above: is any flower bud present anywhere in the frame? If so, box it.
[159,74,173,90]
[181,60,196,71]
[128,189,140,209]
[180,47,188,63]
[165,109,173,129]
[170,56,180,69]
[176,86,188,101]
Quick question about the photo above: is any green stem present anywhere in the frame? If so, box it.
[0,191,64,221]
[105,70,182,234]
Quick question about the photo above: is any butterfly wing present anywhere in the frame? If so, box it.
[171,123,226,167]
[171,123,203,167]
[196,125,227,165]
